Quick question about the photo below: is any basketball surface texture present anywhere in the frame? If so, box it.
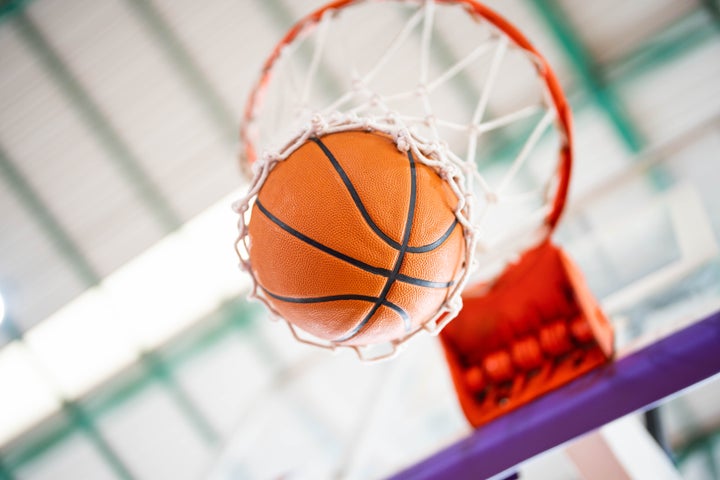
[247,131,465,346]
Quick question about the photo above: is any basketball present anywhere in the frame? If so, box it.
[247,130,465,346]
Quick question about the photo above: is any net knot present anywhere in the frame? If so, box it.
[261,151,281,164]
[415,83,429,97]
[351,77,365,92]
[395,130,411,152]
[438,139,449,151]
[231,199,246,214]
[311,114,329,134]
[440,163,459,180]
[447,296,462,312]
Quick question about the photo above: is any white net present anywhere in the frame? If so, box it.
[234,0,569,359]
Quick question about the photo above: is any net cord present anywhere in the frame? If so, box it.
[234,0,572,361]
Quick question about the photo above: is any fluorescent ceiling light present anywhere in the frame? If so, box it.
[22,190,250,401]
[0,343,61,446]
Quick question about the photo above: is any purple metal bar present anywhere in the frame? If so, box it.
[390,310,720,480]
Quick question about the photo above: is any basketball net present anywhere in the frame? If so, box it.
[234,0,573,360]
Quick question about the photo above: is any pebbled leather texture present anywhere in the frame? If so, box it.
[248,131,465,346]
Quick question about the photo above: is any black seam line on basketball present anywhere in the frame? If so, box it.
[334,149,417,342]
[311,137,458,255]
[309,136,404,251]
[259,287,410,324]
[395,274,453,289]
[405,218,459,253]
[254,199,450,288]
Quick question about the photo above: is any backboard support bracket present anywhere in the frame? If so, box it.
[440,241,614,427]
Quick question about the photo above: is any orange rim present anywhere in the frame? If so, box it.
[240,0,573,232]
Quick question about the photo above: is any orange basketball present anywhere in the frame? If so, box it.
[247,130,465,346]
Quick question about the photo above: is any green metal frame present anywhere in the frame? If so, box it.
[529,0,645,153]
[676,429,720,478]
[0,300,257,477]
[124,0,239,145]
[0,145,101,287]
[12,12,181,232]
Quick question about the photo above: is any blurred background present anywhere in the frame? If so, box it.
[0,0,719,479]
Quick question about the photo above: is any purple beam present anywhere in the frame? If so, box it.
[390,310,720,480]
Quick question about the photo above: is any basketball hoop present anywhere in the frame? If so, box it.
[234,0,579,362]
